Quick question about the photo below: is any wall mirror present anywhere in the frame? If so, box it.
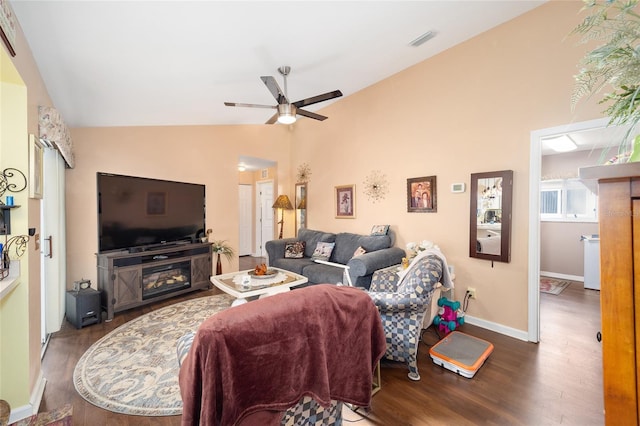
[469,170,513,263]
[295,183,307,236]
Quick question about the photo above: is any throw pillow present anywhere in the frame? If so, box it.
[284,241,306,258]
[311,242,335,261]
[370,225,390,236]
[352,246,367,258]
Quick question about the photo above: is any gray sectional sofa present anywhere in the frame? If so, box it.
[265,228,405,289]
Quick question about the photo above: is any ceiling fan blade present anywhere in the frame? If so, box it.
[292,90,343,108]
[224,102,276,109]
[260,76,289,104]
[297,108,328,121]
[265,112,279,125]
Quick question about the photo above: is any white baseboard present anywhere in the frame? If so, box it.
[8,371,47,424]
[540,271,583,282]
[463,314,529,342]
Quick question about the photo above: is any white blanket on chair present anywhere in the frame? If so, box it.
[397,248,454,289]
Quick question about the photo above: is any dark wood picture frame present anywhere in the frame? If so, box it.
[407,176,437,212]
[469,170,513,263]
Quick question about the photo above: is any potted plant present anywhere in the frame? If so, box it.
[572,0,640,160]
[211,240,235,275]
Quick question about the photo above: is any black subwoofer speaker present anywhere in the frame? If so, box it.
[66,288,102,329]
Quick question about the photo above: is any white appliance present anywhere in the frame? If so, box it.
[581,234,600,290]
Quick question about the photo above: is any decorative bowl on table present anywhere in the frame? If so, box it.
[248,269,277,279]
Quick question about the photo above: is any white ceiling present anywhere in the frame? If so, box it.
[11,0,547,128]
[541,123,639,156]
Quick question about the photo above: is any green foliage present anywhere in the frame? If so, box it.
[211,240,235,262]
[572,0,640,151]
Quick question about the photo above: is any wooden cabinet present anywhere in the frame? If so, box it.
[97,243,212,320]
[580,163,640,425]
[111,266,142,313]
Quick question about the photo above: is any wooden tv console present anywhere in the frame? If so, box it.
[97,242,212,321]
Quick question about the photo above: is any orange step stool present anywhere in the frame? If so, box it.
[429,331,494,378]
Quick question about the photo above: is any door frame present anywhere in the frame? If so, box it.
[238,184,253,256]
[528,117,609,342]
[255,180,274,257]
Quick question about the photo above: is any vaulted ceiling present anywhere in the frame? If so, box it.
[11,1,546,128]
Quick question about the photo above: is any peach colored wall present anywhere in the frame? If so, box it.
[67,126,290,286]
[289,1,603,332]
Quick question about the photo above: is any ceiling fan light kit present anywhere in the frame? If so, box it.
[225,65,342,125]
[277,104,297,124]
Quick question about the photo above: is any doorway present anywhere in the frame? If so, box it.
[40,144,67,350]
[237,156,276,258]
[528,117,628,341]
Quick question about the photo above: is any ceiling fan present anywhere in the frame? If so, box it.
[224,66,343,125]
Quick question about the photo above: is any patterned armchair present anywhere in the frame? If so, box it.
[368,254,445,381]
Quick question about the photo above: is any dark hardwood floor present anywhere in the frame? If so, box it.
[39,263,603,425]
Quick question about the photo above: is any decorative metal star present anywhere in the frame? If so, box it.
[363,170,389,202]
[296,163,312,183]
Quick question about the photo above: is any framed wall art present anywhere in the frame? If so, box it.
[29,134,43,199]
[407,176,437,213]
[335,184,355,219]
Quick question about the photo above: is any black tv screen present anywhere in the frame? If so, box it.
[97,173,206,253]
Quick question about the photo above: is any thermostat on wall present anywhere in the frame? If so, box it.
[451,183,466,193]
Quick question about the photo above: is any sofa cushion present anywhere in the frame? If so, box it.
[331,233,392,265]
[270,257,316,275]
[311,242,335,261]
[285,241,306,258]
[370,225,390,236]
[298,229,336,258]
[302,263,345,285]
[352,246,366,258]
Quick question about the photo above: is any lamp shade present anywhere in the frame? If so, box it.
[297,198,306,209]
[272,195,294,210]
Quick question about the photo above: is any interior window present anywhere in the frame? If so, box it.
[540,179,597,222]
[540,188,561,217]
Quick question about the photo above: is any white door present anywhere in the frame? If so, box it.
[40,146,66,342]
[255,181,274,257]
[238,184,253,256]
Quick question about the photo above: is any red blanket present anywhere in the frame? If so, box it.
[179,284,386,426]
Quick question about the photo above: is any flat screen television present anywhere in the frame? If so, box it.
[97,172,206,253]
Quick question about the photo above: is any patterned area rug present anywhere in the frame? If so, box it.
[9,404,72,426]
[540,277,571,295]
[73,294,233,416]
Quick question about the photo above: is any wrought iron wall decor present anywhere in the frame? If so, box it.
[0,235,30,280]
[4,235,30,258]
[0,168,27,203]
[0,168,29,280]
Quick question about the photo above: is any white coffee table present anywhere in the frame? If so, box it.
[210,267,308,306]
